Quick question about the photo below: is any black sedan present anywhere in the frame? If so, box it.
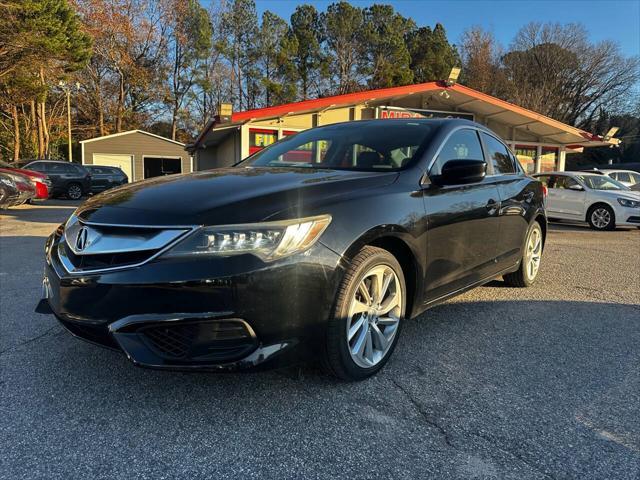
[40,119,546,380]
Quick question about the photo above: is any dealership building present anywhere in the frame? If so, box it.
[186,81,618,173]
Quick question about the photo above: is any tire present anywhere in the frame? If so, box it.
[504,221,543,288]
[587,204,615,230]
[66,183,83,200]
[324,246,406,381]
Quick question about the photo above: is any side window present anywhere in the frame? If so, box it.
[616,172,630,183]
[631,173,640,184]
[431,129,484,175]
[481,133,515,174]
[553,176,579,189]
[29,162,46,172]
[536,175,551,187]
[48,163,67,173]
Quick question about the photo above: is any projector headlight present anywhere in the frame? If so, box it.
[617,198,640,208]
[163,214,332,261]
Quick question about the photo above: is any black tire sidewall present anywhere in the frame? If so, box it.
[330,248,406,380]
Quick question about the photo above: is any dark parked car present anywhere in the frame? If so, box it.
[24,160,91,200]
[84,165,128,193]
[0,171,36,208]
[40,119,546,380]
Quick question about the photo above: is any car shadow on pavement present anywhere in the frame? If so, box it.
[0,200,80,225]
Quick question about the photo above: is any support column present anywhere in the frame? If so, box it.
[558,147,566,171]
[535,145,542,173]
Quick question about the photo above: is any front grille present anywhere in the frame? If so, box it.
[139,320,257,363]
[58,216,191,273]
[63,242,158,270]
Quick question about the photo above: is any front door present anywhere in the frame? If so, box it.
[423,128,501,302]
[550,175,586,219]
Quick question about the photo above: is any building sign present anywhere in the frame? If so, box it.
[376,106,474,121]
[249,128,277,155]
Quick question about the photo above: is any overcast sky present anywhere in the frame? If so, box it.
[254,0,640,57]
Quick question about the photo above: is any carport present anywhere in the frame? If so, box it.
[188,81,619,173]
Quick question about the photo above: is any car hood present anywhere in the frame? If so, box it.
[592,189,640,202]
[76,167,398,226]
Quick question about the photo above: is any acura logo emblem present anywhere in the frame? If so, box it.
[75,227,89,251]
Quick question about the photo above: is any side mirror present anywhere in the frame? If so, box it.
[432,159,487,186]
[568,184,584,191]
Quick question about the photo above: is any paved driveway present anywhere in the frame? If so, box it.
[1,201,639,479]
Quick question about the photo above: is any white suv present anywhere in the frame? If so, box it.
[533,172,640,230]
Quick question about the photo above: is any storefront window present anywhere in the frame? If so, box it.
[539,147,558,172]
[514,146,536,174]
[249,128,277,155]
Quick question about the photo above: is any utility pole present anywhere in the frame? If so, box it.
[59,81,80,162]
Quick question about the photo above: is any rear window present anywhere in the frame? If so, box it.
[481,133,515,174]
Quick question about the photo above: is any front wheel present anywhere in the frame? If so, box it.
[504,221,543,287]
[588,205,615,230]
[325,246,406,381]
[66,183,83,200]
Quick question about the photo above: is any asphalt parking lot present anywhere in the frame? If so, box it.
[1,200,639,479]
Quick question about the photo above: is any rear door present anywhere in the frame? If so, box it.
[480,132,534,268]
[89,167,109,191]
[423,128,502,301]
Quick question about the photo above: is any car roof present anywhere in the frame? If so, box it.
[599,169,637,173]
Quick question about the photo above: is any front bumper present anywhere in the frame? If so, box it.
[43,227,343,371]
[612,204,640,227]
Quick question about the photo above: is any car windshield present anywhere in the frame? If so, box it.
[241,121,436,171]
[577,174,629,191]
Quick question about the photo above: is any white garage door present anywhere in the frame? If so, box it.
[91,154,133,182]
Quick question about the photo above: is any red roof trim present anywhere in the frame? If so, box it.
[231,81,443,122]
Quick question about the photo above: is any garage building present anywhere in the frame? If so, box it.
[81,130,192,182]
[187,81,618,173]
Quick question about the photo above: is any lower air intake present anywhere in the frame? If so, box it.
[139,319,257,363]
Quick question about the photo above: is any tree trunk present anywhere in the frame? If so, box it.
[171,107,178,141]
[96,83,105,136]
[38,68,49,158]
[31,100,43,158]
[11,104,20,162]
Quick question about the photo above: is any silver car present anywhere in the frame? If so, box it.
[533,171,640,230]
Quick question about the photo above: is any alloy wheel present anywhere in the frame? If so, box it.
[591,208,611,229]
[346,265,402,368]
[525,225,542,281]
[67,184,82,200]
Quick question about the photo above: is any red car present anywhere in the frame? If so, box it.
[0,160,50,199]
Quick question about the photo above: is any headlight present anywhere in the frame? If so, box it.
[617,198,640,208]
[162,214,332,261]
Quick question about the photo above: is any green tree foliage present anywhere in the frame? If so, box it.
[322,2,365,94]
[407,23,460,83]
[166,0,212,140]
[220,0,258,110]
[0,0,91,160]
[289,4,324,100]
[361,5,414,89]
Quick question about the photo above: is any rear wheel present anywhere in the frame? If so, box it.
[588,204,615,230]
[66,183,82,200]
[504,221,543,287]
[325,246,406,381]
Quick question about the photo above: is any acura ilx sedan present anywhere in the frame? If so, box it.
[40,119,546,380]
